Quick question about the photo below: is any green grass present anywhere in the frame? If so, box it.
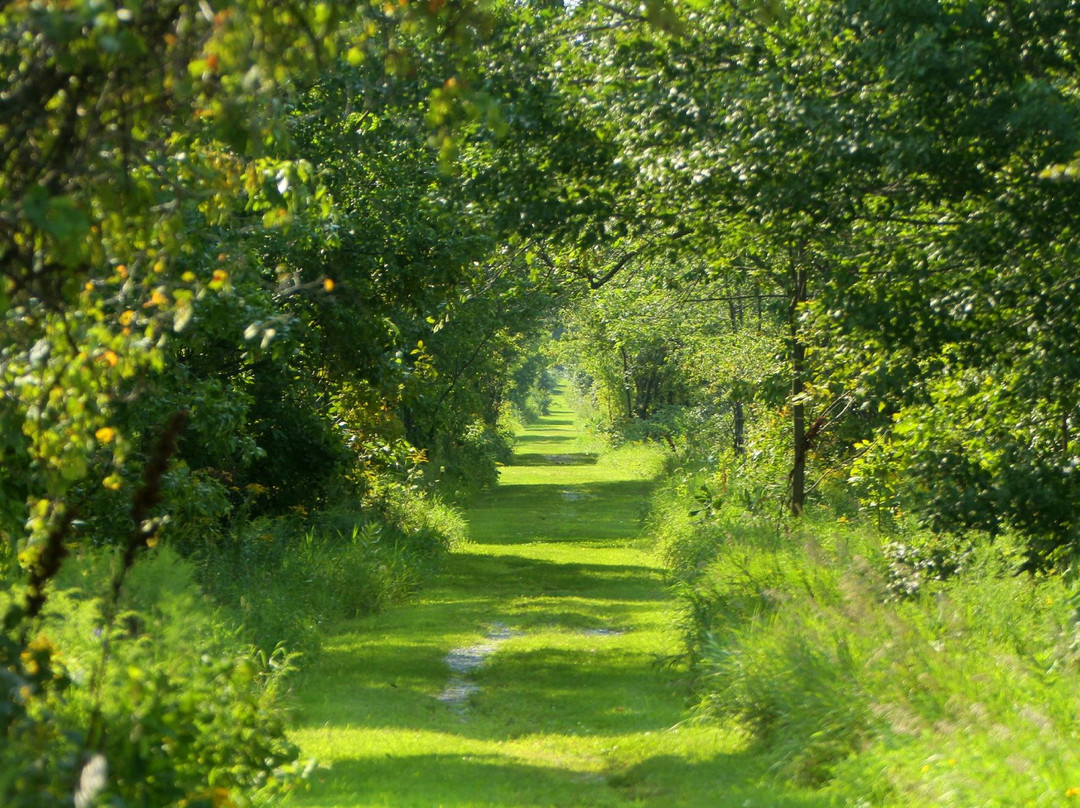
[656,475,1080,807]
[284,387,838,807]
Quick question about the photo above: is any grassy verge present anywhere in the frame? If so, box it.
[654,475,1080,806]
[198,490,466,658]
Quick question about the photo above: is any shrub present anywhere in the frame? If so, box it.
[1,546,303,808]
[649,476,714,578]
[431,419,514,500]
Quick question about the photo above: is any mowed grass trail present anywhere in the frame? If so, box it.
[285,388,835,807]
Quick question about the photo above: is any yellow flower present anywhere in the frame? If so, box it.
[119,309,136,326]
[1066,788,1080,798]
[101,350,119,367]
[22,634,57,676]
[95,427,115,444]
[323,277,335,292]
[185,788,234,808]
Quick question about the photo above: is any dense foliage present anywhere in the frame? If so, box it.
[0,1,550,804]
[5,0,1080,804]
[545,0,1080,554]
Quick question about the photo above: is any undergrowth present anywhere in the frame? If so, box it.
[1,481,466,806]
[200,488,467,658]
[1,546,304,806]
[652,469,1080,806]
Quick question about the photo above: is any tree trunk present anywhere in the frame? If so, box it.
[619,344,634,418]
[731,397,745,456]
[789,263,808,517]
[638,366,660,418]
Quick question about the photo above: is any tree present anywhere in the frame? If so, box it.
[537,0,1080,541]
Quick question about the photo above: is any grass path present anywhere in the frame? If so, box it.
[285,388,835,807]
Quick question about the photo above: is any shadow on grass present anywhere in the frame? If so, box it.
[293,754,603,808]
[603,753,839,807]
[291,551,671,739]
[293,750,838,808]
[468,480,655,545]
[436,553,663,602]
[514,432,577,444]
[511,452,600,467]
[294,637,680,739]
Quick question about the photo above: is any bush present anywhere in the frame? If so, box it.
[431,419,515,500]
[651,473,782,583]
[1,546,303,808]
[649,476,713,577]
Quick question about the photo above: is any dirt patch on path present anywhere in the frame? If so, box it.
[436,622,520,712]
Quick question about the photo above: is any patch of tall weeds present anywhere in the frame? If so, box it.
[596,442,668,480]
[200,486,466,657]
[655,479,1080,804]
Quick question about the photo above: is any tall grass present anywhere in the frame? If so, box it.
[1,466,467,804]
[3,546,304,806]
[652,476,1080,805]
[199,491,467,657]
[595,441,669,480]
